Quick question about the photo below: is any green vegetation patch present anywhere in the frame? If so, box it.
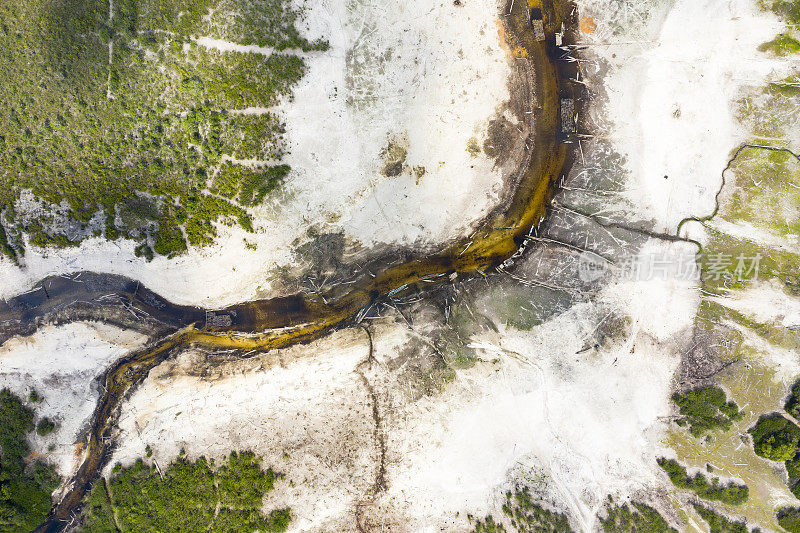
[748,414,800,461]
[0,388,61,533]
[672,386,743,437]
[212,162,289,206]
[693,504,749,533]
[35,417,56,436]
[768,76,800,97]
[599,500,677,533]
[473,515,507,533]
[748,405,800,499]
[79,450,289,532]
[0,0,325,258]
[657,458,748,505]
[759,33,800,55]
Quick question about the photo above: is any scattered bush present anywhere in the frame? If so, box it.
[657,458,748,505]
[469,485,573,533]
[599,499,676,533]
[36,417,56,436]
[501,486,572,532]
[693,504,747,533]
[473,515,506,533]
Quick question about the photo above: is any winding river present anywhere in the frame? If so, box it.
[0,0,580,530]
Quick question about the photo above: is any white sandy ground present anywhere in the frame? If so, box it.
[576,0,789,234]
[0,323,147,478]
[0,0,512,307]
[710,278,800,330]
[0,0,796,529]
[105,290,686,531]
[384,306,684,531]
[109,328,378,531]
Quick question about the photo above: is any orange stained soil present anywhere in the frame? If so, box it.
[579,16,597,33]
[496,18,511,53]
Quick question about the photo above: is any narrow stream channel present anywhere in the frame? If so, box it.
[0,1,582,530]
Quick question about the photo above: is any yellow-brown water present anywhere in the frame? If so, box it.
[34,0,578,529]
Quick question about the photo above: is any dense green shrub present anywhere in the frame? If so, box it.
[0,388,61,532]
[788,454,800,478]
[672,386,743,437]
[657,458,748,505]
[785,379,800,420]
[35,417,56,436]
[778,506,800,533]
[748,414,800,461]
[79,451,289,533]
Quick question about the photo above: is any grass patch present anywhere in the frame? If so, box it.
[759,33,800,55]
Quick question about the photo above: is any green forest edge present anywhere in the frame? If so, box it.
[0,388,60,533]
[466,488,679,533]
[78,450,290,533]
[0,385,291,533]
[0,0,326,263]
